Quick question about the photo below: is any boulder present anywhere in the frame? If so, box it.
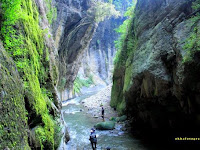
[118,115,127,122]
[94,121,115,130]
[64,127,70,143]
[109,117,116,121]
[110,115,127,122]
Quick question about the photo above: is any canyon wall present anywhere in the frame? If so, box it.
[0,0,62,149]
[77,0,132,89]
[78,17,123,86]
[53,0,97,100]
[0,0,100,149]
[111,0,200,130]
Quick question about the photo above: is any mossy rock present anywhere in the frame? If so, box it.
[116,117,120,122]
[119,115,127,122]
[109,117,116,121]
[0,43,30,149]
[94,121,115,130]
[116,115,127,122]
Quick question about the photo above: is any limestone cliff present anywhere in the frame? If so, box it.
[77,0,132,89]
[78,17,123,86]
[53,0,97,100]
[111,0,200,130]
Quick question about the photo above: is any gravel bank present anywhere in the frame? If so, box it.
[81,84,118,121]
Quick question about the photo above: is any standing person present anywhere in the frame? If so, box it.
[89,128,97,150]
[101,106,105,122]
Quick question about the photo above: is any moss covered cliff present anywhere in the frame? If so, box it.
[0,42,30,149]
[111,0,200,130]
[0,0,60,149]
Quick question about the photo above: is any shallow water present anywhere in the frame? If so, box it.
[61,94,150,150]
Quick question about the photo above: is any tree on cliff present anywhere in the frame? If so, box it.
[88,0,120,23]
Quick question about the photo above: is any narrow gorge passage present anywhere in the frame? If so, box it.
[60,91,148,150]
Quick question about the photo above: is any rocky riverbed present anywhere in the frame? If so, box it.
[81,84,118,121]
[60,85,149,150]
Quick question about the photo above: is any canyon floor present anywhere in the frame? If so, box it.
[81,84,118,121]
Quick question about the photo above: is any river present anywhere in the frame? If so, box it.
[59,91,152,150]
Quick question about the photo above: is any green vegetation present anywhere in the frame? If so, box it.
[113,1,136,65]
[183,0,200,63]
[0,48,30,149]
[58,77,67,91]
[88,0,120,23]
[0,0,59,149]
[111,0,137,114]
[73,75,93,94]
[45,0,57,24]
[94,121,115,130]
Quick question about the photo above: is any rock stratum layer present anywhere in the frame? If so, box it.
[111,0,200,130]
[78,17,123,86]
[54,0,97,100]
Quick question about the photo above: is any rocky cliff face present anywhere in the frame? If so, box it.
[111,0,200,130]
[78,17,123,85]
[0,0,63,149]
[0,42,29,149]
[77,0,132,87]
[53,0,97,100]
[0,0,101,148]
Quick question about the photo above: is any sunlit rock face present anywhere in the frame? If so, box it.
[78,17,123,86]
[53,0,97,100]
[111,0,200,129]
[77,0,132,86]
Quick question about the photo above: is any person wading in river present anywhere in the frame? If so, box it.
[101,106,105,122]
[89,128,97,150]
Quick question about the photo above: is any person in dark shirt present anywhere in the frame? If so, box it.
[89,128,97,150]
[101,106,105,122]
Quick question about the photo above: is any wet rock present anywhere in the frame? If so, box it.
[94,121,115,130]
[64,127,70,143]
[121,127,127,131]
[116,115,127,122]
[109,117,116,121]
[118,131,124,135]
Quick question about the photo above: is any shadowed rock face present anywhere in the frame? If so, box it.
[53,0,97,99]
[0,42,29,149]
[111,0,200,130]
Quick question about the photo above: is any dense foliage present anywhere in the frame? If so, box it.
[0,0,59,149]
[110,0,137,115]
[183,0,200,62]
[88,0,120,23]
[45,0,57,24]
[73,75,93,94]
[113,0,136,65]
[113,0,132,11]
